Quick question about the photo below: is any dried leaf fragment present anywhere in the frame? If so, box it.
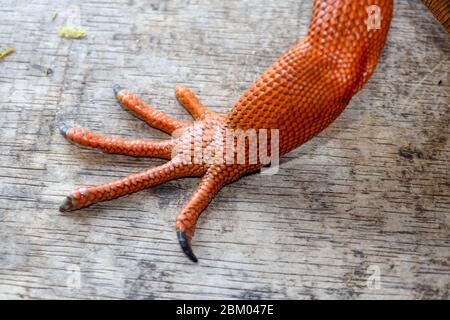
[0,47,16,59]
[58,26,86,39]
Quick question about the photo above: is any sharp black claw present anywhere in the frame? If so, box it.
[113,84,122,96]
[59,196,75,212]
[177,230,198,262]
[58,123,70,137]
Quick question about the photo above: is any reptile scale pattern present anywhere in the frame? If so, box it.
[59,0,396,261]
[421,0,450,33]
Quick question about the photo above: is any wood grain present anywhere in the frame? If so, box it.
[0,0,448,299]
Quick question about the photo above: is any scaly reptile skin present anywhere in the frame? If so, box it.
[59,0,443,262]
[421,0,450,33]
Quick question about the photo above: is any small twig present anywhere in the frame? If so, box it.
[51,11,58,22]
[0,47,16,59]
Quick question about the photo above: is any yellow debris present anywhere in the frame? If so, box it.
[350,280,367,288]
[58,26,86,39]
[0,47,16,59]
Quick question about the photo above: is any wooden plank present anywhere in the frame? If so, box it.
[0,0,448,299]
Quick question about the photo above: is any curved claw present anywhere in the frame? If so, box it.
[113,84,123,96]
[59,195,77,212]
[177,230,198,262]
[58,123,70,137]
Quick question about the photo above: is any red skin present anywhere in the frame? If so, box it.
[60,0,394,261]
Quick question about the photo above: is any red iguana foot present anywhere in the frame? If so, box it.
[59,85,255,262]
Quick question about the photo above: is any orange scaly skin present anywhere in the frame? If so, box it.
[60,0,394,262]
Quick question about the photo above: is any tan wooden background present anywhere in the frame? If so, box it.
[0,0,448,299]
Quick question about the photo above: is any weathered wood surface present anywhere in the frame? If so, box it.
[0,0,449,300]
